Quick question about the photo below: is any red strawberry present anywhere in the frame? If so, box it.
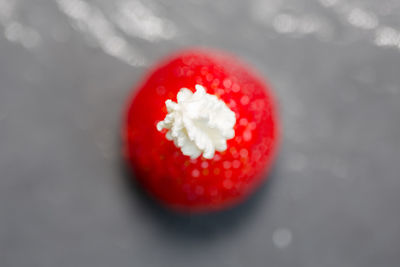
[123,49,279,213]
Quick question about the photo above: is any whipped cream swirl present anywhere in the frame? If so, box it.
[156,84,236,159]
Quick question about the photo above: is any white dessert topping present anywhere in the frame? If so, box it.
[157,84,236,159]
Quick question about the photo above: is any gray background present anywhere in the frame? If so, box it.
[1,0,400,266]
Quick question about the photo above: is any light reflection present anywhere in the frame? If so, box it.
[0,0,42,50]
[319,0,339,8]
[347,8,378,30]
[374,27,400,48]
[252,0,329,40]
[273,228,292,249]
[0,0,15,23]
[319,0,400,51]
[113,0,176,42]
[253,0,400,53]
[273,13,297,34]
[5,22,41,49]
[272,13,327,38]
[56,0,147,66]
[298,16,319,34]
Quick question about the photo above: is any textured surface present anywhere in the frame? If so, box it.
[1,0,400,266]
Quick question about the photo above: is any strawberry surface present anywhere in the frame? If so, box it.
[123,49,279,212]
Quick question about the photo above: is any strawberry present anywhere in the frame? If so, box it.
[123,49,279,213]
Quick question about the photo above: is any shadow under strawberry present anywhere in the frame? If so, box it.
[118,151,280,241]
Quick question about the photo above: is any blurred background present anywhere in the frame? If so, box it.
[1,0,400,266]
